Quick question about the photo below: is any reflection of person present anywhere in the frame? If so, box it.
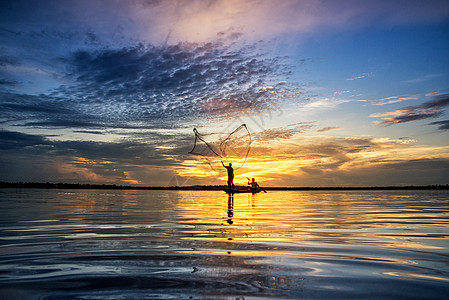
[227,194,234,225]
[221,161,234,189]
[248,178,260,192]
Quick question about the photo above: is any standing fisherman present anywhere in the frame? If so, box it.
[221,161,234,189]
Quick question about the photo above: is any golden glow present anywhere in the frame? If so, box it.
[172,190,448,250]
[178,135,449,186]
[122,179,142,185]
[122,171,143,185]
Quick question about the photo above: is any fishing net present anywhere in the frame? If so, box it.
[189,124,251,171]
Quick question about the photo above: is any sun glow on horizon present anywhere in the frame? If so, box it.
[177,134,449,187]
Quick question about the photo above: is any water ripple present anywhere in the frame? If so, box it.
[0,189,448,299]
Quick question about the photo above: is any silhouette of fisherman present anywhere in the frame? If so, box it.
[221,161,234,189]
[247,177,266,193]
[248,178,260,192]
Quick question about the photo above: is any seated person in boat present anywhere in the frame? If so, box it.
[248,178,260,191]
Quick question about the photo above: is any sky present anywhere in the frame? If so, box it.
[1,0,449,187]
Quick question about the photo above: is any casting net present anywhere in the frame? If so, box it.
[189,124,251,171]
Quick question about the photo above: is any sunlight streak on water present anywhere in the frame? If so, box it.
[0,189,448,299]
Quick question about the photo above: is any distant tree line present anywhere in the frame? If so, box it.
[1,182,448,190]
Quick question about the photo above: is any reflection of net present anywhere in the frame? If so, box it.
[189,124,251,171]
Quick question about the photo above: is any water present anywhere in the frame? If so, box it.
[0,189,448,299]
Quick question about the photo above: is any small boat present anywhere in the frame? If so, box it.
[223,187,263,194]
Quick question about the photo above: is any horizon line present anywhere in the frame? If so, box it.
[1,182,448,191]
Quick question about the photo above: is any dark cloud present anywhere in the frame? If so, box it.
[372,93,449,125]
[21,120,104,129]
[0,129,187,165]
[419,95,449,109]
[429,119,449,130]
[385,112,441,124]
[0,79,18,86]
[0,130,48,150]
[0,56,20,88]
[0,40,299,131]
[56,42,296,124]
[0,129,192,184]
[0,94,71,114]
[0,54,20,66]
[73,130,105,135]
[1,129,447,186]
[0,92,87,127]
[290,158,449,187]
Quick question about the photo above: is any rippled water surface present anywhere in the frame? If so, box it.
[1,189,448,299]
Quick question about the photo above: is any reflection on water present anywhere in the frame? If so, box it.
[0,189,448,299]
[227,194,234,225]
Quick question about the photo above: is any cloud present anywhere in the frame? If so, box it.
[0,129,192,184]
[252,123,315,142]
[0,91,98,128]
[0,79,18,86]
[0,130,48,150]
[250,136,397,162]
[1,1,447,131]
[0,54,20,67]
[428,120,449,130]
[0,55,21,88]
[0,40,300,130]
[316,127,340,133]
[295,158,449,187]
[59,43,288,116]
[73,130,105,135]
[0,93,72,114]
[243,135,449,186]
[370,93,449,125]
[0,129,190,162]
[373,94,419,106]
[304,97,351,110]
[403,73,443,84]
[1,1,448,186]
[21,120,104,129]
[346,72,372,81]
[2,0,449,48]
[60,42,293,122]
[136,0,449,43]
[333,90,352,96]
[2,128,448,186]
[425,89,449,97]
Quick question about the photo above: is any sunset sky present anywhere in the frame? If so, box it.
[1,0,448,187]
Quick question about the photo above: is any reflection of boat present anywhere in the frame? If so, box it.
[224,187,263,194]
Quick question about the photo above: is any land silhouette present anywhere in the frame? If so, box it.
[1,182,448,190]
